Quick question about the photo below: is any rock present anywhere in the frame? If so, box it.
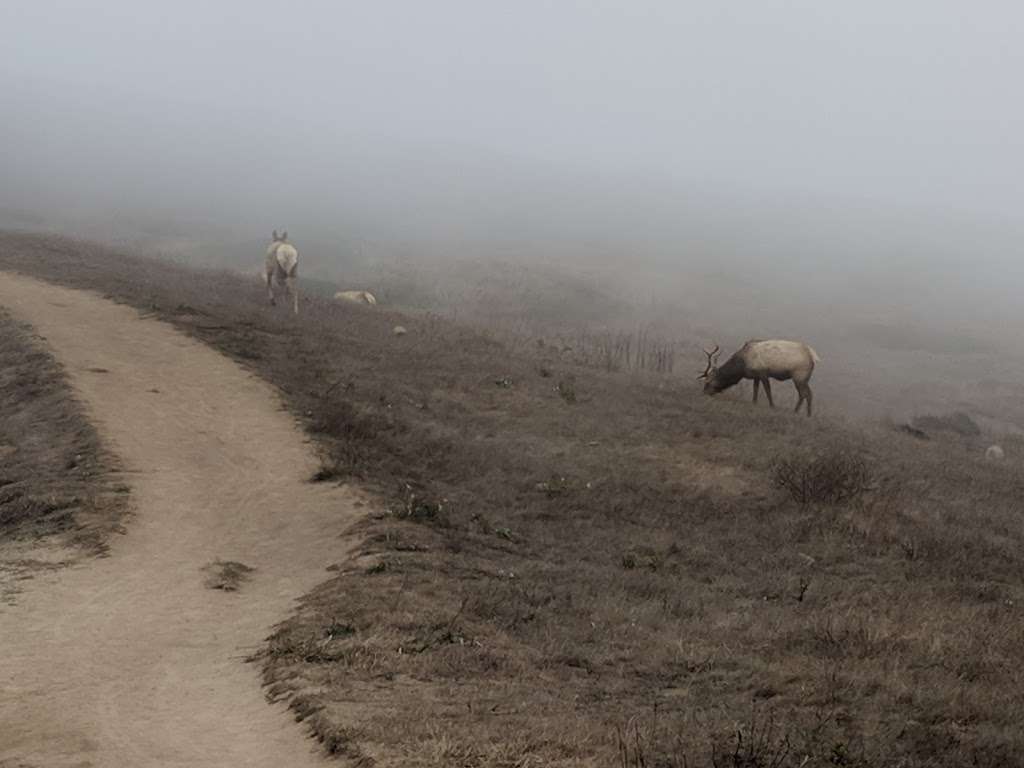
[911,411,981,437]
[393,325,408,336]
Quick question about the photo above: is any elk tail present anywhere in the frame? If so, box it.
[808,346,821,363]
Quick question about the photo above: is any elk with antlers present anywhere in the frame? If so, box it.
[698,339,821,416]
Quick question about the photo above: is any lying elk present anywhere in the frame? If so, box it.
[265,230,299,315]
[334,290,377,306]
[698,339,821,416]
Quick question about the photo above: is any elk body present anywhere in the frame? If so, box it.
[265,230,299,315]
[699,339,821,416]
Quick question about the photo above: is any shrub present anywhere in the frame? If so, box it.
[772,448,871,505]
[201,559,254,591]
[556,376,577,404]
[309,399,380,440]
[308,399,388,480]
[392,483,449,525]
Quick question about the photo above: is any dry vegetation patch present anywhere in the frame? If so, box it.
[772,447,873,506]
[3,232,1024,766]
[201,559,255,591]
[0,304,128,598]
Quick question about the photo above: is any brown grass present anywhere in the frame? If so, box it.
[772,448,873,506]
[201,559,255,591]
[3,231,1024,766]
[0,305,127,557]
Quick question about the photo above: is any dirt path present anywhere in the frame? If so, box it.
[0,274,360,766]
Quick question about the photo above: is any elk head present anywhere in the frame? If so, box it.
[697,344,721,393]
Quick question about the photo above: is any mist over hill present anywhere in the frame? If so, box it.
[5,1,1024,430]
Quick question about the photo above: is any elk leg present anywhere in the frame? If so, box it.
[287,275,299,315]
[265,268,276,305]
[794,382,812,416]
[763,379,775,408]
[752,378,760,404]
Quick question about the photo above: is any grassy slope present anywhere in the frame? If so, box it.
[0,303,128,599]
[1,232,1023,766]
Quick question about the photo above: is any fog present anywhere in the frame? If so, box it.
[4,2,1024,421]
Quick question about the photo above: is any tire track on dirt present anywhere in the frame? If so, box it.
[0,273,359,767]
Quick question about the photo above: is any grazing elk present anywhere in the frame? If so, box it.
[698,339,821,416]
[265,230,300,315]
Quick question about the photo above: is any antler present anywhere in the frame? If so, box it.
[697,343,720,379]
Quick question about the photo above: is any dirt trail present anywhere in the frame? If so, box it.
[0,274,359,766]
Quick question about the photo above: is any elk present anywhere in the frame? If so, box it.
[334,290,377,306]
[985,445,1005,461]
[698,339,821,416]
[265,230,300,315]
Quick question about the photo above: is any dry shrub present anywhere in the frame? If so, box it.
[0,308,125,551]
[309,399,388,481]
[392,482,449,525]
[568,328,679,374]
[711,711,791,768]
[309,399,381,441]
[772,448,872,505]
[201,559,254,591]
[555,376,577,404]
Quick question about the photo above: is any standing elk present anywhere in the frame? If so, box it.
[698,339,821,416]
[265,230,300,315]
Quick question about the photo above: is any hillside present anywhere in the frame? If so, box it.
[2,231,1023,766]
[8,209,1024,433]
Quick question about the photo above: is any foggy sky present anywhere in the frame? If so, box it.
[3,1,1024,272]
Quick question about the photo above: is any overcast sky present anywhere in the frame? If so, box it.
[3,1,1023,265]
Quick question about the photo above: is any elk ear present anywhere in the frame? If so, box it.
[272,230,278,240]
[281,230,288,240]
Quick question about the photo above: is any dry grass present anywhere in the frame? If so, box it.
[772,448,873,506]
[201,559,255,591]
[0,306,127,557]
[3,231,1024,766]
[553,328,682,375]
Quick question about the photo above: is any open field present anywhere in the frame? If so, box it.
[2,231,1024,766]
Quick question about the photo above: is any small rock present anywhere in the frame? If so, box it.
[393,325,408,336]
